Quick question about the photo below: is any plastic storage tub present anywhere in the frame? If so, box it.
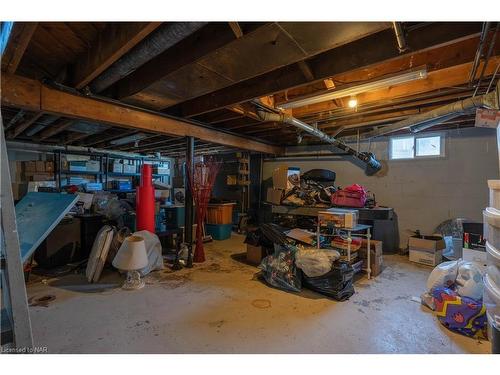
[489,180,500,210]
[205,223,232,240]
[484,267,500,353]
[484,207,500,249]
[487,241,500,269]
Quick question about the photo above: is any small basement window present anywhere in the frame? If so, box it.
[389,133,444,160]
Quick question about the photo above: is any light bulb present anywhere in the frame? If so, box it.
[348,97,358,108]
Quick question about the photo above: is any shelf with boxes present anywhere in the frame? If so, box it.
[54,150,106,191]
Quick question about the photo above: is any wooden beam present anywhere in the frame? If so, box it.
[7,112,43,138]
[72,22,162,89]
[1,22,38,74]
[228,22,243,39]
[169,22,482,117]
[1,74,282,155]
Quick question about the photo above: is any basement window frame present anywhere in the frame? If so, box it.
[389,132,445,160]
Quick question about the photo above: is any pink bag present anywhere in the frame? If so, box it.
[331,184,367,208]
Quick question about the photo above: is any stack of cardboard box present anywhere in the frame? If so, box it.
[359,239,383,277]
[266,165,300,205]
[408,235,446,266]
[9,160,55,200]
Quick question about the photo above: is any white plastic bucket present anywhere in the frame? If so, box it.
[489,180,500,210]
[487,241,500,269]
[484,269,500,329]
[484,207,500,250]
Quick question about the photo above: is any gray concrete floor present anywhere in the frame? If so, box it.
[26,234,490,354]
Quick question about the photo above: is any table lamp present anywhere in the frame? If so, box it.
[112,235,148,290]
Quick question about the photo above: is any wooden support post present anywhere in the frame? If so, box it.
[184,136,195,268]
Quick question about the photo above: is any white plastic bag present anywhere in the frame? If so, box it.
[426,260,459,292]
[295,248,340,277]
[455,261,483,300]
[133,230,164,276]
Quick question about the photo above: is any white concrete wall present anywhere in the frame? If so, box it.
[263,127,499,248]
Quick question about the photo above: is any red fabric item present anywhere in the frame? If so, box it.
[136,164,155,232]
[331,184,367,208]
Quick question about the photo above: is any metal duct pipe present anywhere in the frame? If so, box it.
[90,22,207,93]
[363,81,500,138]
[392,22,407,52]
[256,110,382,175]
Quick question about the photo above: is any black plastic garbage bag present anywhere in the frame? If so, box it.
[259,244,302,293]
[302,261,355,301]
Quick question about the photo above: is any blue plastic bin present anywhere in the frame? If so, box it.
[205,223,232,240]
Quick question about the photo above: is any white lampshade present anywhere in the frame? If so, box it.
[112,235,148,271]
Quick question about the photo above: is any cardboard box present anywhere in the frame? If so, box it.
[267,188,284,205]
[11,183,28,200]
[26,172,54,181]
[25,161,37,172]
[272,165,300,190]
[28,181,56,192]
[318,208,358,229]
[35,160,46,172]
[409,249,443,266]
[86,160,101,172]
[10,161,24,181]
[227,175,238,185]
[359,239,383,276]
[155,190,171,199]
[408,235,446,252]
[247,244,265,266]
[153,166,170,175]
[109,160,123,173]
[69,161,87,172]
[45,161,54,172]
[123,163,137,174]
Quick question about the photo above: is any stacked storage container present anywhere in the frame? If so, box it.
[484,180,500,353]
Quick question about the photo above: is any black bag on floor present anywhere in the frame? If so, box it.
[302,261,355,301]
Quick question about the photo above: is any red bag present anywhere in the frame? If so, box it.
[331,184,367,208]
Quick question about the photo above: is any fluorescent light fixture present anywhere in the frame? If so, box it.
[110,132,148,146]
[280,68,428,109]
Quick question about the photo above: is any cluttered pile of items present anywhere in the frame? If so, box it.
[245,223,356,301]
[267,166,375,209]
[245,203,384,300]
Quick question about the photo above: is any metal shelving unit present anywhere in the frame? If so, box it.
[52,150,172,197]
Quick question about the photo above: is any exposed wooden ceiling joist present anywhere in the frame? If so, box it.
[35,118,74,141]
[72,22,162,89]
[168,22,482,118]
[1,22,38,74]
[107,23,243,100]
[6,112,43,138]
[1,74,283,155]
